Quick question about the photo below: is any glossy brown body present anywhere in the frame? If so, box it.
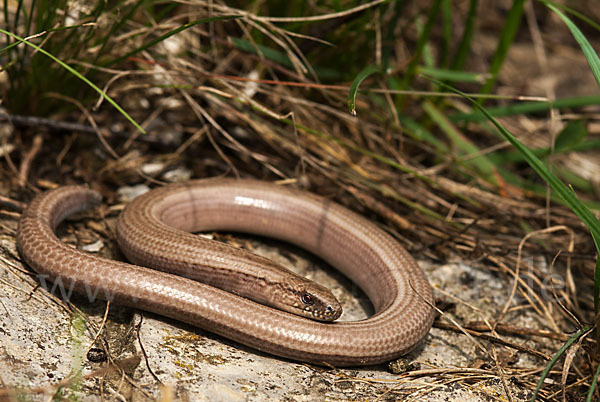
[17,179,435,366]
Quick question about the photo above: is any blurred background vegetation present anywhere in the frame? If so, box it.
[2,0,600,399]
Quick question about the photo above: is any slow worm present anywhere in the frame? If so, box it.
[17,179,435,366]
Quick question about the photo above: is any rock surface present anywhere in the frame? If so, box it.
[0,220,548,400]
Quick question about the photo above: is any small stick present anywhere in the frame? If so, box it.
[18,134,43,187]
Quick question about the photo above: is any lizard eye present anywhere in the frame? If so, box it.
[301,293,314,306]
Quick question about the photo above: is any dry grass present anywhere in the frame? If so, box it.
[1,0,600,400]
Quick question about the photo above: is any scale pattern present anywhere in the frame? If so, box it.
[16,179,435,366]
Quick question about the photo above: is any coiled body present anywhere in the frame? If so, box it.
[17,179,435,366]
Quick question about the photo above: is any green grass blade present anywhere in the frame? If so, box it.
[490,121,589,164]
[106,15,241,66]
[554,119,587,153]
[530,326,591,401]
[508,137,600,160]
[543,1,600,87]
[348,64,382,115]
[0,22,101,55]
[450,94,600,122]
[440,0,452,67]
[398,115,449,153]
[24,0,34,41]
[444,79,600,320]
[451,0,478,71]
[587,359,600,402]
[230,37,294,67]
[92,0,144,66]
[433,78,600,278]
[423,100,498,184]
[0,28,145,134]
[418,66,488,83]
[595,235,600,313]
[149,2,179,22]
[402,0,442,87]
[13,0,24,32]
[381,1,407,71]
[484,99,600,237]
[479,0,526,97]
[546,2,600,37]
